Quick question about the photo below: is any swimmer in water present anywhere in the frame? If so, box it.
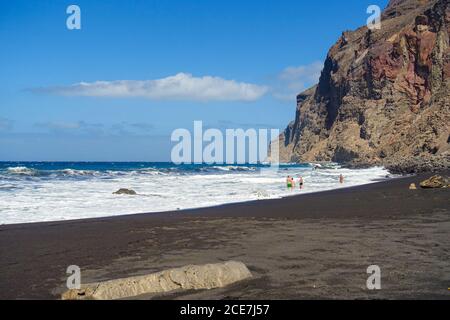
[286,176,295,189]
[298,176,304,189]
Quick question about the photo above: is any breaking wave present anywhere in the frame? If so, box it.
[0,162,391,224]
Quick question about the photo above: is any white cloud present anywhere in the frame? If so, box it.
[34,121,155,137]
[35,73,268,102]
[278,62,323,83]
[34,121,103,134]
[273,61,323,102]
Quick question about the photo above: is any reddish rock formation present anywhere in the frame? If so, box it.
[275,0,450,172]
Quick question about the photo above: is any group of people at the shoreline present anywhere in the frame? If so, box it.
[286,176,303,189]
[286,174,344,190]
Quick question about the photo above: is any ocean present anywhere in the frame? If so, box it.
[0,162,390,225]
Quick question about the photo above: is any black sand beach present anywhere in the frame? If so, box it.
[0,173,449,300]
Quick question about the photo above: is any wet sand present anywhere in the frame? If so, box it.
[0,173,449,299]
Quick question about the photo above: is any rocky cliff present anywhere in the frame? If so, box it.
[275,0,450,173]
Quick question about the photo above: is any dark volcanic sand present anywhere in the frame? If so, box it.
[0,173,449,299]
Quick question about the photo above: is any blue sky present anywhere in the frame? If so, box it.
[0,0,388,161]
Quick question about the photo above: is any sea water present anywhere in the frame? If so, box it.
[0,162,390,225]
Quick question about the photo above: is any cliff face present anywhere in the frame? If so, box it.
[276,0,450,171]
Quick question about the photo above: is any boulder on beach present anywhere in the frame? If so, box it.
[409,183,417,190]
[61,261,252,300]
[113,188,137,195]
[419,176,449,189]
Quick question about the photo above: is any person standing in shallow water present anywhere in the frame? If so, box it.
[286,176,294,189]
[298,176,304,189]
[339,174,344,184]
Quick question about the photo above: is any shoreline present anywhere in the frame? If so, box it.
[0,171,448,299]
[1,170,395,228]
[0,162,390,226]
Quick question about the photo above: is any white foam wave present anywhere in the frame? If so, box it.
[211,165,256,172]
[6,167,38,175]
[60,169,100,176]
[0,165,390,225]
